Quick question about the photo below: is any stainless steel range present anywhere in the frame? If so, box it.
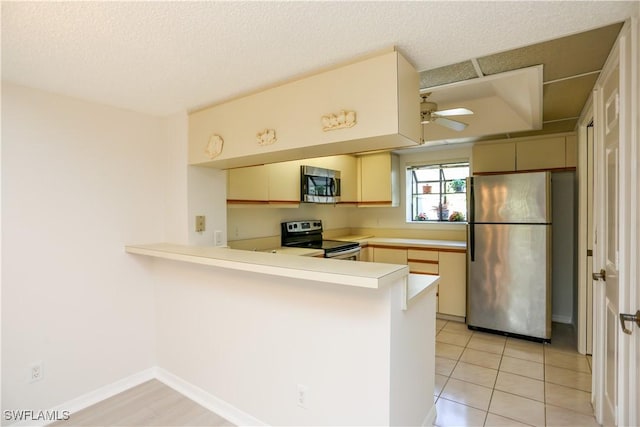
[281,220,360,260]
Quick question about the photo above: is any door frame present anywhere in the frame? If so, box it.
[577,101,593,356]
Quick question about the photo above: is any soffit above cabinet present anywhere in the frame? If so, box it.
[188,49,421,169]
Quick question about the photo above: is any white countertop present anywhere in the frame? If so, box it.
[334,236,466,250]
[125,243,408,289]
[331,234,375,242]
[404,273,439,310]
[260,247,324,257]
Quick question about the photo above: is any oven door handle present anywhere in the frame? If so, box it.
[325,246,361,258]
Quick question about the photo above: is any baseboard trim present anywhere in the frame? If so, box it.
[10,368,156,427]
[155,367,267,426]
[422,403,437,427]
[552,314,573,324]
[436,313,466,323]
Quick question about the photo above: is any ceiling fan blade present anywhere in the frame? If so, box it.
[433,116,468,131]
[434,107,474,117]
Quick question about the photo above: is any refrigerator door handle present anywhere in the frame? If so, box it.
[469,177,475,261]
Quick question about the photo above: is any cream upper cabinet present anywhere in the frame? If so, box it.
[437,251,467,317]
[372,247,407,265]
[473,134,577,174]
[189,49,420,169]
[472,142,516,174]
[266,160,302,204]
[516,136,566,171]
[228,155,358,206]
[227,166,269,202]
[358,152,399,206]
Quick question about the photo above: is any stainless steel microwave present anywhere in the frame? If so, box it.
[300,165,341,204]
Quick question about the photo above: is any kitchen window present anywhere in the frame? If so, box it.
[407,162,469,222]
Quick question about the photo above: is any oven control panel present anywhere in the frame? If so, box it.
[283,220,322,232]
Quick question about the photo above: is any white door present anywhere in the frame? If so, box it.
[592,19,639,427]
[593,50,620,427]
[627,18,640,427]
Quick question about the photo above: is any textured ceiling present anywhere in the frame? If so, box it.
[2,1,638,118]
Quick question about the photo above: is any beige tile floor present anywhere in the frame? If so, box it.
[434,320,597,427]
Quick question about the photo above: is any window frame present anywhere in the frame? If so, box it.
[406,160,470,224]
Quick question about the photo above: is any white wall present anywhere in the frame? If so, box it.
[154,260,391,425]
[227,203,352,242]
[187,166,227,247]
[1,84,165,416]
[163,113,228,247]
[164,114,190,244]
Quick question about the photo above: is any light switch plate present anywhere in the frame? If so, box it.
[195,216,205,233]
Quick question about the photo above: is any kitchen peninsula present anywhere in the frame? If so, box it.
[126,243,438,426]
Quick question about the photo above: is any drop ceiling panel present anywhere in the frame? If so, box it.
[419,61,478,89]
[543,73,600,121]
[477,22,622,81]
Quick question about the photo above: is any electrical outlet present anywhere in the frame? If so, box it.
[195,216,206,233]
[29,362,43,383]
[214,230,223,246]
[296,384,308,409]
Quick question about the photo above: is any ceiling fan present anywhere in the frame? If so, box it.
[420,93,474,131]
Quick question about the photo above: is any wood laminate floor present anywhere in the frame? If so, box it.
[49,379,233,426]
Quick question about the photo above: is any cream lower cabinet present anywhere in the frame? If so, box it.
[372,247,407,264]
[437,252,467,318]
[359,246,373,262]
[407,248,438,274]
[369,244,467,318]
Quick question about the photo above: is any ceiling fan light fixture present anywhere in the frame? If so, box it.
[419,94,473,130]
[420,111,433,124]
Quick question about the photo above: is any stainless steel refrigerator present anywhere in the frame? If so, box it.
[467,172,552,341]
